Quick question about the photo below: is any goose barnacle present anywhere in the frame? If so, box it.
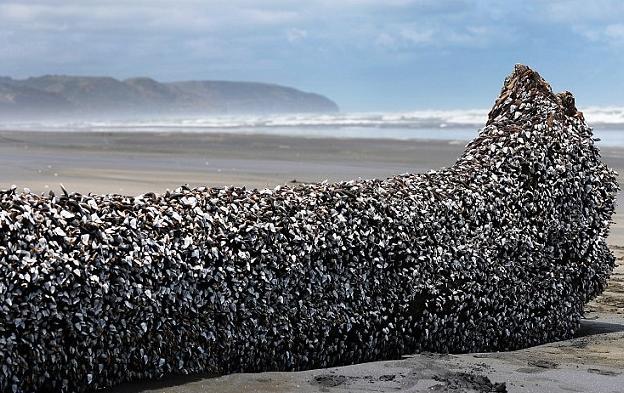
[0,65,618,392]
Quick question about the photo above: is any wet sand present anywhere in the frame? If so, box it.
[0,131,466,194]
[1,130,623,392]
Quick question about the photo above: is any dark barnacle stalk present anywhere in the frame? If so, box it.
[0,65,618,392]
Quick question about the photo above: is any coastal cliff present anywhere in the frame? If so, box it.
[0,75,339,118]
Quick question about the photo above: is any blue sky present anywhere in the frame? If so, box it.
[0,0,623,111]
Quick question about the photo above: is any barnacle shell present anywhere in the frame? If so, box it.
[0,65,618,392]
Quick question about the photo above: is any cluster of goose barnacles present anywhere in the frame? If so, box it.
[0,65,618,392]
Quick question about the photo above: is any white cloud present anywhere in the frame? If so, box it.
[240,9,299,24]
[605,24,624,40]
[286,28,308,43]
[0,0,619,83]
[576,23,624,46]
[0,2,299,33]
[399,27,435,44]
[373,23,499,51]
[375,32,397,48]
[543,0,624,23]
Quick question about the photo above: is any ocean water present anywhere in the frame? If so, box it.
[2,108,623,146]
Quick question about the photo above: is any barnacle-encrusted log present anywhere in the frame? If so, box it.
[0,65,618,392]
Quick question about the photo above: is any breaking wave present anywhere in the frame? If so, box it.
[1,107,623,145]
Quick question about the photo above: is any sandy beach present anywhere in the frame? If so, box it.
[1,130,623,392]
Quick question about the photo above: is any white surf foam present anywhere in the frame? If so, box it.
[1,107,622,145]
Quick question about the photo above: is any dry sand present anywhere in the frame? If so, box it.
[1,130,623,392]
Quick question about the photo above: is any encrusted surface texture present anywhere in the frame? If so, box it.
[0,65,618,392]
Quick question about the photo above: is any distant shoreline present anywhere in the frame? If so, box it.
[1,110,623,146]
[0,125,622,147]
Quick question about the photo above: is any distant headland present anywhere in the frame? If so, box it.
[0,75,339,119]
